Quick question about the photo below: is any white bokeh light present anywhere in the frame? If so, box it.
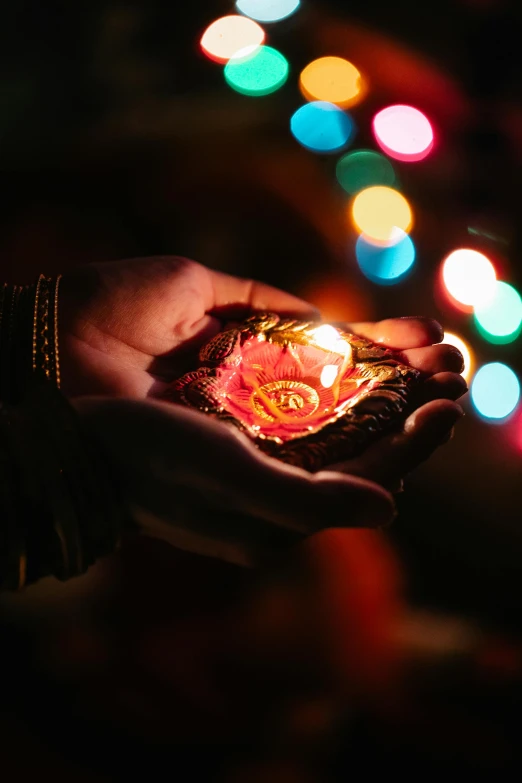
[236,0,300,23]
[442,248,496,308]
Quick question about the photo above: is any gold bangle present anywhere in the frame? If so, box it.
[2,275,61,404]
[32,275,61,386]
[53,274,62,389]
[31,274,43,374]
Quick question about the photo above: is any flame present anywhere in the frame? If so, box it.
[310,325,352,357]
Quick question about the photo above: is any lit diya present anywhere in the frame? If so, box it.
[164,313,420,471]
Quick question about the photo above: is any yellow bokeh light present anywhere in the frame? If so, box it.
[442,332,474,383]
[351,187,413,243]
[200,15,265,64]
[299,56,365,109]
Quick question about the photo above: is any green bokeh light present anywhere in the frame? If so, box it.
[474,281,522,344]
[224,45,289,96]
[336,149,396,195]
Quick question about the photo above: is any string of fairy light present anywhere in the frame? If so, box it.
[199,1,522,426]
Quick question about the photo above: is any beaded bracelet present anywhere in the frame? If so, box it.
[32,275,62,386]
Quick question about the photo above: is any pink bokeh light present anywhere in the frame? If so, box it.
[373,105,434,162]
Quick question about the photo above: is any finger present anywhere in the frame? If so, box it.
[401,344,465,374]
[85,398,397,538]
[420,371,468,402]
[186,418,397,532]
[342,317,443,349]
[329,399,464,485]
[207,268,320,319]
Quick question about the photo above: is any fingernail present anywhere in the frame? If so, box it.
[425,406,465,438]
[446,347,465,373]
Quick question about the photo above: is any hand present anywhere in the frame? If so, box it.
[74,396,397,566]
[59,256,319,398]
[327,317,468,489]
[61,256,467,490]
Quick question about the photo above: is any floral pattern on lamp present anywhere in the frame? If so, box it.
[164,313,420,471]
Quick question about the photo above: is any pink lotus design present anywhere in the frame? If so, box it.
[166,313,420,471]
[194,336,374,444]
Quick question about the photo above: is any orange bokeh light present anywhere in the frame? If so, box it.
[299,56,366,109]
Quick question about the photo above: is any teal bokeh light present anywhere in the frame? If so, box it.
[355,232,416,285]
[471,362,520,420]
[336,150,396,195]
[224,46,289,96]
[474,281,522,344]
[290,101,355,153]
[236,0,300,22]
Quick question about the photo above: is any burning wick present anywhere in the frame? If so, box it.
[311,325,346,353]
[311,325,353,409]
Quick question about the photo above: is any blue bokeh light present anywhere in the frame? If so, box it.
[355,232,416,285]
[471,362,520,420]
[236,0,300,22]
[290,101,355,153]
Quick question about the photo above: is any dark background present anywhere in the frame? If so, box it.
[0,1,521,778]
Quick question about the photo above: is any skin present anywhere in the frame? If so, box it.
[59,256,467,563]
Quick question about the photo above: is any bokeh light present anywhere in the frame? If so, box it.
[224,46,289,96]
[474,281,522,344]
[373,105,434,162]
[200,15,265,63]
[299,56,365,109]
[442,332,474,382]
[355,231,415,285]
[290,101,355,153]
[442,248,496,308]
[471,363,520,420]
[236,0,300,23]
[336,150,396,195]
[351,186,412,243]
